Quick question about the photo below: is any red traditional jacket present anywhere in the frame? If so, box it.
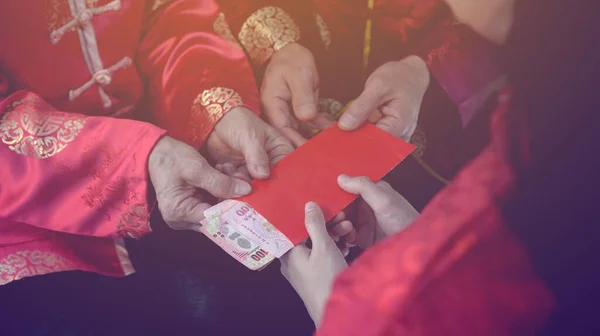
[0,0,259,285]
[215,0,504,183]
[317,90,555,335]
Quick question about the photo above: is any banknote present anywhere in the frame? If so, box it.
[197,216,275,270]
[204,200,294,258]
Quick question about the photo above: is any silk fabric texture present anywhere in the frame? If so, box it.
[0,0,260,285]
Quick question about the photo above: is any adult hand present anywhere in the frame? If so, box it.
[205,107,294,180]
[280,202,349,326]
[338,175,419,248]
[148,136,252,231]
[261,43,334,147]
[339,56,430,141]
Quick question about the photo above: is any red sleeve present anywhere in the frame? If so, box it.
[408,4,504,127]
[317,110,554,335]
[137,0,260,149]
[0,91,166,239]
[216,0,326,70]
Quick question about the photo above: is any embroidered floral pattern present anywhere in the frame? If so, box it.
[0,96,86,159]
[214,13,242,49]
[410,126,427,157]
[318,98,343,120]
[116,203,151,239]
[238,7,300,66]
[315,14,331,50]
[0,250,76,285]
[193,87,243,123]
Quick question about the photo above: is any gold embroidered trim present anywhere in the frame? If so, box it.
[0,250,76,286]
[152,0,173,11]
[315,14,331,50]
[193,87,244,123]
[0,96,87,159]
[238,7,300,66]
[214,13,242,49]
[410,126,427,157]
[318,98,343,120]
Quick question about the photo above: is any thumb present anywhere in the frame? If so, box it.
[287,68,318,121]
[239,136,271,179]
[304,201,334,253]
[337,175,389,213]
[176,199,212,230]
[339,83,387,131]
[184,159,252,199]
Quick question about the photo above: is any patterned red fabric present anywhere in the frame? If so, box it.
[317,91,554,335]
[0,0,260,285]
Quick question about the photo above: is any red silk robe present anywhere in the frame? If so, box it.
[0,0,259,285]
[215,0,503,187]
[317,90,555,335]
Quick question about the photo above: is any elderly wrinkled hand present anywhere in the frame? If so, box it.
[339,56,430,141]
[261,43,334,147]
[148,136,253,231]
[205,107,295,180]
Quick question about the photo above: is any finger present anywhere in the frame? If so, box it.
[304,201,333,252]
[185,160,252,199]
[339,81,388,131]
[220,162,237,177]
[286,67,318,121]
[232,165,252,182]
[328,220,353,238]
[280,126,309,148]
[168,199,212,230]
[331,211,346,224]
[337,175,391,211]
[238,137,271,180]
[307,113,336,131]
[265,131,295,165]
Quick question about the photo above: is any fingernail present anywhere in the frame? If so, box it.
[298,105,316,120]
[339,115,356,129]
[305,201,318,212]
[255,164,269,178]
[338,174,349,184]
[234,182,252,196]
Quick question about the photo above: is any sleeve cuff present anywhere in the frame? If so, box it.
[416,24,504,127]
[187,87,248,148]
[238,6,301,67]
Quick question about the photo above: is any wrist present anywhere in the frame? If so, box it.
[148,136,176,179]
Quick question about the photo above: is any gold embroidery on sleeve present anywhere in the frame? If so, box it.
[0,250,76,286]
[238,7,300,66]
[190,87,243,143]
[214,13,243,49]
[315,14,331,50]
[0,97,86,159]
[193,87,243,123]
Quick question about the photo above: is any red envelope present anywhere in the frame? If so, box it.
[236,124,415,245]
